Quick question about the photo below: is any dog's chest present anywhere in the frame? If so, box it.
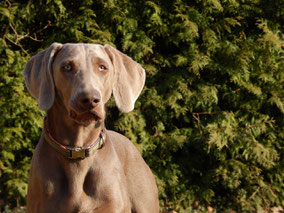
[42,160,129,212]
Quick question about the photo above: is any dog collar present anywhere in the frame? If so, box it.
[43,116,105,160]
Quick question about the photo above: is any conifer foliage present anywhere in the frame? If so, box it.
[0,0,283,212]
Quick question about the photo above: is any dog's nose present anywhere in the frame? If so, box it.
[79,90,101,109]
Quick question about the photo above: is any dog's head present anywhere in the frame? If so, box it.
[23,43,145,125]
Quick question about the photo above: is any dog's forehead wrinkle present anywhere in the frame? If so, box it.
[86,44,108,58]
[55,50,81,67]
[58,44,109,68]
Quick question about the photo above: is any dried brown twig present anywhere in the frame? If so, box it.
[2,0,51,55]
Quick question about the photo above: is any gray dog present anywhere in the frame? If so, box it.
[23,43,159,213]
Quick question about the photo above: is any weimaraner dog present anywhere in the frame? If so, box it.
[23,43,159,213]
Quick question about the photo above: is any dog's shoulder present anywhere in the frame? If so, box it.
[106,130,138,150]
[105,130,159,209]
[105,130,143,160]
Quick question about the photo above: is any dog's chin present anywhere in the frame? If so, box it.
[69,109,102,126]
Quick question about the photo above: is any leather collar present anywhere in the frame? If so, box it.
[43,116,105,159]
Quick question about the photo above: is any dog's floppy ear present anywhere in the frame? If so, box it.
[23,42,62,111]
[104,45,146,113]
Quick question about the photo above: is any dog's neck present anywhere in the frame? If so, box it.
[46,101,104,148]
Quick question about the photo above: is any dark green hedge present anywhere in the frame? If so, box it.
[0,0,283,212]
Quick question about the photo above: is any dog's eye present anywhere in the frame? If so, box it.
[63,64,72,71]
[98,65,106,72]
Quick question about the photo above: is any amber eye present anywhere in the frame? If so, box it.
[98,65,106,72]
[63,64,72,71]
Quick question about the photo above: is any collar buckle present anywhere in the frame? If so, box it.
[69,148,86,159]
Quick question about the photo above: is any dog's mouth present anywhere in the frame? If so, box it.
[69,109,101,125]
